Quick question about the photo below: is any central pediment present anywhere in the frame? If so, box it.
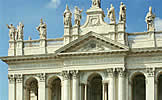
[55,32,129,54]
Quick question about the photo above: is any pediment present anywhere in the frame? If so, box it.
[55,32,129,53]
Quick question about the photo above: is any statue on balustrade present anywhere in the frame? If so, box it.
[107,4,116,24]
[74,6,83,26]
[7,24,16,41]
[92,0,101,8]
[119,2,126,23]
[17,22,24,40]
[145,6,156,31]
[64,5,72,27]
[36,18,47,39]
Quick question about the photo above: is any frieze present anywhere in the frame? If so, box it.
[64,57,124,66]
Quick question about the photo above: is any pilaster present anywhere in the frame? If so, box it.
[107,68,115,100]
[8,40,16,56]
[146,68,155,100]
[16,40,24,56]
[71,70,79,100]
[40,39,47,54]
[8,74,16,100]
[37,73,46,100]
[117,68,126,100]
[15,74,23,100]
[62,71,71,100]
[117,22,127,45]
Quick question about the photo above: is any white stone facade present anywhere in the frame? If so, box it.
[1,1,162,100]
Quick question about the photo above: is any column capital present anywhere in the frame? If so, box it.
[106,68,115,78]
[70,70,79,79]
[146,67,155,77]
[62,70,71,80]
[37,73,46,82]
[15,74,23,83]
[8,74,15,84]
[117,68,126,77]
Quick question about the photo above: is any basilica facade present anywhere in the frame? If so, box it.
[1,1,162,100]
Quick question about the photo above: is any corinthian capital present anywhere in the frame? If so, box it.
[37,73,46,82]
[8,74,15,83]
[146,67,155,77]
[15,74,23,83]
[70,70,79,79]
[107,68,115,78]
[117,68,126,77]
[62,71,71,80]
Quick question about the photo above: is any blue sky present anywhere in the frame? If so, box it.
[0,0,162,99]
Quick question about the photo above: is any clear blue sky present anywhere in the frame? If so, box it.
[0,0,162,100]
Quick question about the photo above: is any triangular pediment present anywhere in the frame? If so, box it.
[55,32,129,54]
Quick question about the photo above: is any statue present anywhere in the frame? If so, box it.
[17,22,24,40]
[145,6,156,31]
[74,6,83,26]
[36,18,47,39]
[119,2,126,23]
[107,4,116,24]
[92,0,101,8]
[7,24,16,40]
[64,5,72,27]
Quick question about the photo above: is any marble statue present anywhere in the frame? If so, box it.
[145,6,156,31]
[17,22,24,40]
[36,18,47,39]
[74,6,83,26]
[107,4,116,24]
[92,0,101,8]
[119,2,126,23]
[7,24,16,41]
[64,5,72,27]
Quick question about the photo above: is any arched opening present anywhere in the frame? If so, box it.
[48,76,61,100]
[158,74,162,100]
[132,73,146,100]
[88,73,103,100]
[25,77,38,100]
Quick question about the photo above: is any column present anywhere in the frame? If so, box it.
[38,73,46,100]
[84,84,87,100]
[24,86,30,100]
[107,68,115,100]
[61,81,64,100]
[62,71,71,100]
[146,68,155,100]
[47,85,52,100]
[71,70,79,100]
[102,83,105,100]
[104,84,107,100]
[15,74,23,100]
[117,68,126,100]
[8,74,16,100]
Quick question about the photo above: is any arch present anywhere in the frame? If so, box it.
[82,71,105,84]
[156,70,162,100]
[47,75,62,100]
[129,71,147,82]
[25,77,39,100]
[131,72,146,100]
[47,75,62,86]
[87,73,103,100]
